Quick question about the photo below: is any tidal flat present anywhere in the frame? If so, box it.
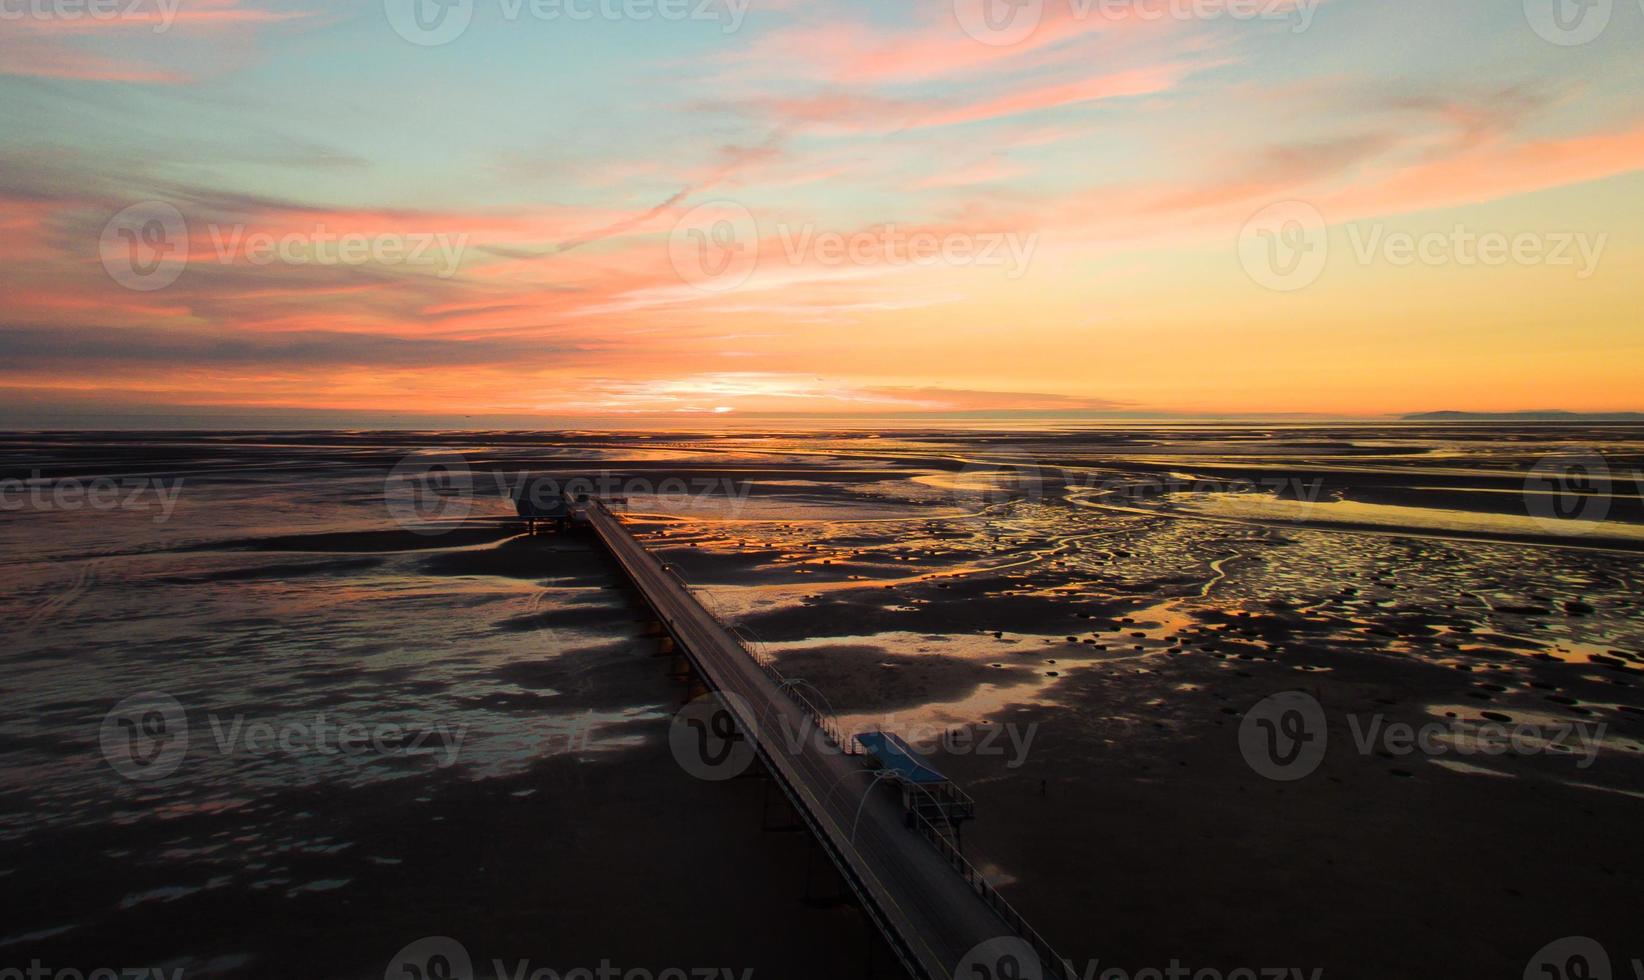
[2,425,1640,979]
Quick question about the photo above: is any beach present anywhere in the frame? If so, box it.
[2,425,1641,978]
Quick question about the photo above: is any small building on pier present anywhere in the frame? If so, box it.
[853,730,977,840]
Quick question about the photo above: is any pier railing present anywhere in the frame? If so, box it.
[906,800,1074,980]
[668,563,856,755]
[752,655,856,753]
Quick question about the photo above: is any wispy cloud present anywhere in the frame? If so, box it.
[2,0,1640,416]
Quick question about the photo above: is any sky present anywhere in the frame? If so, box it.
[2,0,1641,423]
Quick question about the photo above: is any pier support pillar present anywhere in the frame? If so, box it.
[668,655,700,683]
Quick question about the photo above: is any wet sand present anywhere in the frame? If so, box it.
[8,726,887,978]
[3,425,1642,980]
[582,425,1644,978]
[4,532,889,978]
[931,619,1643,978]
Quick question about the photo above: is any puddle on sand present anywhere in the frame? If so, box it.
[1176,493,1644,544]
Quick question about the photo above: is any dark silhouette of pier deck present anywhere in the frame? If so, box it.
[585,501,1069,980]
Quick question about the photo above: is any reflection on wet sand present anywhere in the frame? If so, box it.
[1,425,1641,978]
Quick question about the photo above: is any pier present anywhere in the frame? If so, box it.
[583,500,1070,980]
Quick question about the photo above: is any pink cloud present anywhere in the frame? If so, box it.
[921,64,1184,127]
[986,122,1644,255]
[0,40,189,81]
[736,63,1188,134]
[740,6,1121,86]
[6,2,310,33]
[0,0,314,83]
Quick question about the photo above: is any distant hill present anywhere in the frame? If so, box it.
[1404,410,1644,421]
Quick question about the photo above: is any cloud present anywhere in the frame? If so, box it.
[722,63,1188,134]
[0,323,594,370]
[2,2,1638,418]
[0,0,316,83]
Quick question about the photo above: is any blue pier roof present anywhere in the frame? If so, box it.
[854,730,951,785]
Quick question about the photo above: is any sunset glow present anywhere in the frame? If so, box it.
[3,0,1641,422]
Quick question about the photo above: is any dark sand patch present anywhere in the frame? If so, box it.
[772,643,1038,712]
[925,630,1644,980]
[744,585,1141,641]
[421,534,605,581]
[494,603,634,632]
[4,727,884,980]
